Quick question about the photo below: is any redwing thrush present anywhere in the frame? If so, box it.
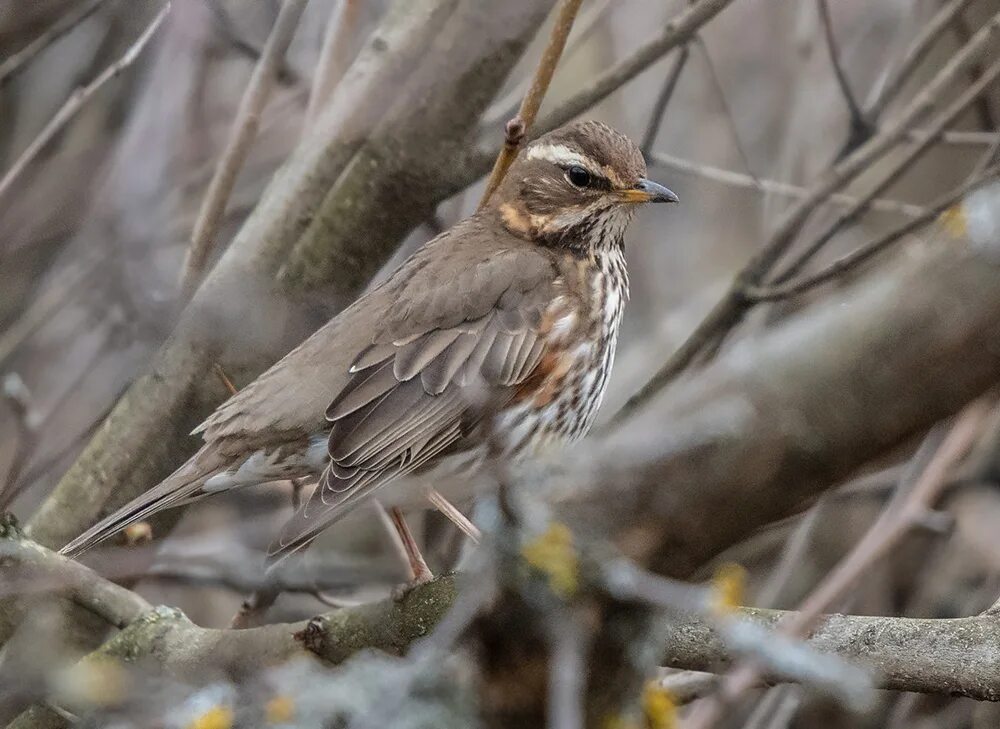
[62,120,677,563]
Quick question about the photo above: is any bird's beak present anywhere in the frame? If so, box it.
[620,178,679,204]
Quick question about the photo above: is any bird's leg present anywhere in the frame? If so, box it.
[427,488,481,543]
[230,580,281,629]
[387,506,434,585]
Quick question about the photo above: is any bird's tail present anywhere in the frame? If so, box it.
[59,449,228,557]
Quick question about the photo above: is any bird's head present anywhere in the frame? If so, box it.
[491,119,677,253]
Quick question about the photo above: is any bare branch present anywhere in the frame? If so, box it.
[640,47,690,154]
[0,517,150,630]
[798,403,988,629]
[867,0,975,119]
[0,375,39,511]
[305,0,364,126]
[816,0,866,132]
[613,10,1000,423]
[179,0,309,299]
[769,55,1000,287]
[744,166,999,302]
[478,0,583,208]
[0,3,170,204]
[649,151,925,217]
[907,128,998,147]
[480,0,614,130]
[0,0,116,88]
[529,0,738,139]
[694,35,760,184]
[661,606,1000,701]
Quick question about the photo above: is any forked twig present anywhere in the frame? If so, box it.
[744,166,999,302]
[816,0,866,133]
[769,55,1000,287]
[612,11,1000,424]
[527,0,737,141]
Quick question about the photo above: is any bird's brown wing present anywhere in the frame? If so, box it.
[197,217,555,451]
[268,240,564,562]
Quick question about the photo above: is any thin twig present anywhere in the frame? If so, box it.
[526,0,738,140]
[0,376,38,511]
[970,131,1000,179]
[427,488,481,542]
[789,410,986,632]
[480,0,614,129]
[179,0,308,299]
[478,0,583,208]
[685,398,994,729]
[612,10,1000,424]
[694,35,759,185]
[640,46,690,154]
[0,2,170,204]
[866,0,975,120]
[205,0,300,85]
[305,0,363,126]
[908,128,1000,146]
[767,55,1000,287]
[0,0,117,88]
[744,167,999,302]
[816,0,863,123]
[949,8,998,130]
[0,260,97,369]
[372,499,415,577]
[649,151,925,217]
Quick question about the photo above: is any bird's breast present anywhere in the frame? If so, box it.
[500,249,628,455]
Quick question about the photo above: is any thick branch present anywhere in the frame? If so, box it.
[279,0,557,296]
[662,607,1000,701]
[0,517,149,631]
[563,236,1000,576]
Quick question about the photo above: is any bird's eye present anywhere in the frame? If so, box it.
[565,165,592,188]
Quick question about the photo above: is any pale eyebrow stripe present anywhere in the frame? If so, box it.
[525,143,630,188]
[525,143,598,171]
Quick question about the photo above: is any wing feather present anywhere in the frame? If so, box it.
[266,238,569,564]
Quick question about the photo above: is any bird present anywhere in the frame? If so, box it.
[60,119,678,574]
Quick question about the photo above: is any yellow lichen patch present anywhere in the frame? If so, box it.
[266,695,295,724]
[940,203,967,238]
[711,562,747,614]
[56,656,128,708]
[521,522,579,597]
[603,713,642,729]
[642,681,677,729]
[186,705,234,729]
[122,521,152,546]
